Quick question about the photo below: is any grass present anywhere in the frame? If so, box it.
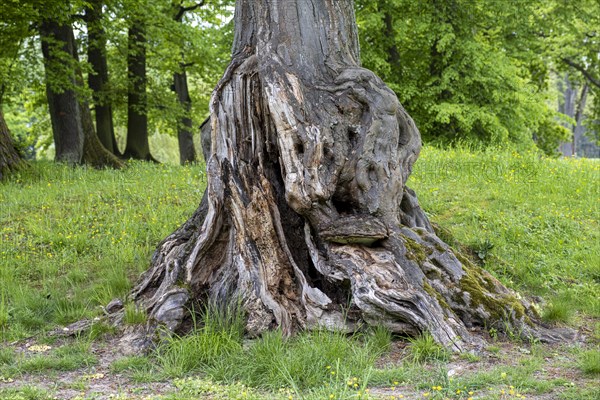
[410,147,599,318]
[0,161,204,342]
[156,304,389,393]
[579,348,600,375]
[0,146,598,398]
[407,333,450,363]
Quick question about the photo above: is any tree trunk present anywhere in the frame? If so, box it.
[40,19,84,164]
[80,98,125,169]
[174,68,196,165]
[68,29,125,169]
[384,12,401,78]
[124,20,153,161]
[0,107,23,180]
[572,83,588,157]
[558,75,577,156]
[86,0,121,156]
[122,0,570,351]
[172,3,199,165]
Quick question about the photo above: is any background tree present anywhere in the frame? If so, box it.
[39,13,84,164]
[123,0,153,161]
[122,0,568,351]
[86,0,121,156]
[355,0,598,155]
[170,0,204,165]
[0,108,23,180]
[0,2,30,178]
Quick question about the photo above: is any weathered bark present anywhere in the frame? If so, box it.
[40,19,84,164]
[86,0,120,156]
[0,107,23,180]
[124,19,153,161]
[122,0,570,352]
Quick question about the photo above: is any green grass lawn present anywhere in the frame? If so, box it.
[0,147,598,399]
[410,147,599,320]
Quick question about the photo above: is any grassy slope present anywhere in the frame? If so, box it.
[0,161,205,340]
[410,147,599,319]
[0,148,598,399]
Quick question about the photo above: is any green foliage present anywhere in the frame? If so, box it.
[0,340,97,377]
[0,387,54,400]
[1,0,233,161]
[110,355,155,374]
[156,305,244,377]
[156,302,388,391]
[542,292,575,324]
[355,0,599,153]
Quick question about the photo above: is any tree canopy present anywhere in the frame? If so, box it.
[0,0,598,162]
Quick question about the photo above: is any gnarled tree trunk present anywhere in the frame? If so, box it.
[122,0,567,351]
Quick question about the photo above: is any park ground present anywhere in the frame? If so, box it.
[1,146,598,399]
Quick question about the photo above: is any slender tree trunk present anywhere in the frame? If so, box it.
[40,19,84,164]
[86,0,120,156]
[0,107,23,180]
[124,20,153,161]
[172,3,199,165]
[67,30,125,169]
[558,75,577,156]
[384,12,401,78]
[174,68,196,164]
[119,0,570,352]
[572,83,589,157]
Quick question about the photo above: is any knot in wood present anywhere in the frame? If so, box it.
[320,215,388,245]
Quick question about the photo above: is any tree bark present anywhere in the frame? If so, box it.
[0,107,23,180]
[68,29,125,169]
[572,83,589,157]
[172,3,199,165]
[121,0,570,352]
[384,11,401,78]
[86,0,121,156]
[558,75,577,156]
[40,19,84,164]
[124,19,153,161]
[174,69,197,165]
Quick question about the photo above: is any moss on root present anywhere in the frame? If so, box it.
[455,251,529,323]
[423,281,450,311]
[403,236,431,264]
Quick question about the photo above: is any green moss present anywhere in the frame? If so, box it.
[403,236,431,264]
[423,281,450,311]
[456,251,528,323]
